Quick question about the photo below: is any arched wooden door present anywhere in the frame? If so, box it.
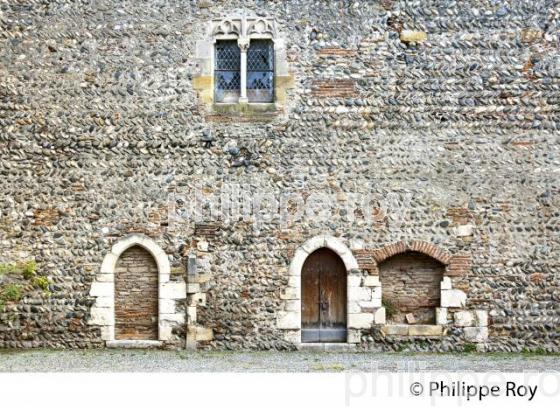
[301,248,347,342]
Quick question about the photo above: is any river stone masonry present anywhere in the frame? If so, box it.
[0,1,559,352]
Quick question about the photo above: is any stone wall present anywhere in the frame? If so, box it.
[114,246,158,340]
[0,0,559,352]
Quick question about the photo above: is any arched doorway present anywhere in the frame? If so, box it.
[114,246,159,340]
[301,248,347,342]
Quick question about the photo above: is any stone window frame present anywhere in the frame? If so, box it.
[194,14,293,115]
[88,234,186,348]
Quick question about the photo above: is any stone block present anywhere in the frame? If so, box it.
[287,275,300,287]
[187,306,197,324]
[441,289,466,307]
[348,286,372,302]
[362,275,380,287]
[90,282,113,297]
[284,299,301,312]
[283,330,301,344]
[196,326,214,342]
[288,249,307,276]
[107,340,163,349]
[159,298,176,314]
[348,313,374,329]
[100,326,114,341]
[280,286,299,300]
[348,329,362,344]
[454,311,474,327]
[374,307,386,324]
[89,307,114,326]
[302,235,326,253]
[192,293,206,306]
[160,313,185,324]
[349,239,364,250]
[348,301,361,313]
[359,299,382,309]
[277,311,300,330]
[95,296,113,308]
[464,327,489,343]
[405,313,417,324]
[436,308,448,325]
[186,283,200,294]
[95,273,114,282]
[520,28,542,43]
[324,237,350,257]
[100,253,118,274]
[348,275,362,288]
[455,224,474,237]
[160,282,187,299]
[382,324,408,336]
[408,325,443,337]
[197,240,209,252]
[159,323,173,341]
[400,30,427,43]
[475,310,488,326]
[440,276,452,290]
[371,286,382,300]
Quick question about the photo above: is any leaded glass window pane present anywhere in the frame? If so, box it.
[247,40,274,102]
[215,40,240,103]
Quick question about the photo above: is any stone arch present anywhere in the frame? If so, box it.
[279,235,367,345]
[100,234,170,282]
[89,234,185,346]
[289,235,359,277]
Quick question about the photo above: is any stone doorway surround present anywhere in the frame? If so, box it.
[88,234,186,347]
[278,235,374,345]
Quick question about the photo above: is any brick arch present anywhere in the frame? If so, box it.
[370,240,451,266]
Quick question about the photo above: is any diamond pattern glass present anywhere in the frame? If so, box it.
[215,40,240,102]
[247,40,274,102]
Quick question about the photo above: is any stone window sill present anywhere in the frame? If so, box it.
[212,102,280,115]
[381,324,444,337]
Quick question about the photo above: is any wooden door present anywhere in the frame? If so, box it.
[301,248,347,342]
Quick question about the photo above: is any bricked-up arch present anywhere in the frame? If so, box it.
[353,240,471,329]
[379,252,445,324]
[88,234,185,346]
[114,246,159,340]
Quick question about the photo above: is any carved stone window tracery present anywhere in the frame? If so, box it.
[211,15,277,104]
[194,13,293,116]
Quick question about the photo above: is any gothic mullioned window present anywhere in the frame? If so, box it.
[194,15,291,112]
[247,40,274,102]
[214,40,241,103]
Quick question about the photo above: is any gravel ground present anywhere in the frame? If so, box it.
[1,349,559,372]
